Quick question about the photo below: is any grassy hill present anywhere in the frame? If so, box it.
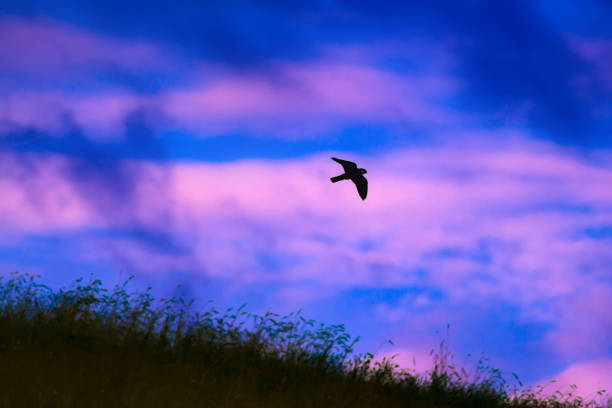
[0,272,609,408]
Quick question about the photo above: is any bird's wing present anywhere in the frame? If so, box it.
[352,175,368,200]
[332,157,358,172]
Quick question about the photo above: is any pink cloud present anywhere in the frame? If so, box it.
[1,59,458,138]
[0,17,460,138]
[166,61,459,137]
[2,140,612,335]
[137,142,612,310]
[528,358,612,405]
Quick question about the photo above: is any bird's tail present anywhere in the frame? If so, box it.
[330,175,347,183]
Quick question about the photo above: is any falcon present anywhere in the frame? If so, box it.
[330,157,368,200]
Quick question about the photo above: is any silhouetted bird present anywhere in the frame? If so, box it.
[330,157,368,200]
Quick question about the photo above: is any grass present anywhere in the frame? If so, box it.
[0,272,610,408]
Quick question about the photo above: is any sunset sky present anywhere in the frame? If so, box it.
[1,0,611,401]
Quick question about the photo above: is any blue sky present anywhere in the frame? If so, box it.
[1,0,611,401]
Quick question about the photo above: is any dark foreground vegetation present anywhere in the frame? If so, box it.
[1,272,609,408]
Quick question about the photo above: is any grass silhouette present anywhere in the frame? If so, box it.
[1,272,610,408]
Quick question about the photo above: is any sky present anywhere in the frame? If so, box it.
[1,0,611,402]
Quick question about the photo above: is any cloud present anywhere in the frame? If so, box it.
[567,35,612,91]
[0,16,177,86]
[0,152,96,232]
[3,3,612,147]
[0,16,179,138]
[565,35,612,122]
[165,61,458,138]
[2,11,610,146]
[531,358,612,405]
[0,91,146,138]
[542,287,612,362]
[3,137,611,291]
[0,21,459,140]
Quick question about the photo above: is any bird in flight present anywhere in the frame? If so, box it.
[330,157,368,200]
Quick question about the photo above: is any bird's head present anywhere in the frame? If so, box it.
[359,168,367,174]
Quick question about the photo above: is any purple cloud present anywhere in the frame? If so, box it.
[0,17,460,139]
[567,35,612,91]
[166,61,458,137]
[1,61,458,139]
[542,287,612,362]
[0,16,173,79]
[2,138,611,295]
[0,152,96,233]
